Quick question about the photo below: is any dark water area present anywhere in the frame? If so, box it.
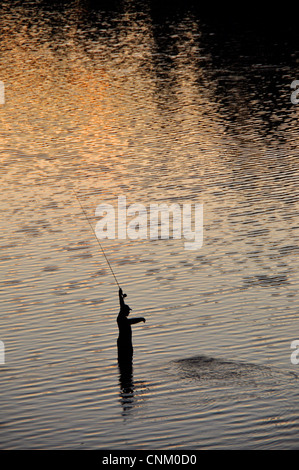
[0,0,299,450]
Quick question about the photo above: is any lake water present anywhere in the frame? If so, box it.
[0,1,299,450]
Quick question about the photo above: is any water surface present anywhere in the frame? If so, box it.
[0,1,299,449]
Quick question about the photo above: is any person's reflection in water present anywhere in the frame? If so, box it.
[118,354,135,415]
[117,288,146,415]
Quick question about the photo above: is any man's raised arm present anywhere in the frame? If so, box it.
[119,287,125,308]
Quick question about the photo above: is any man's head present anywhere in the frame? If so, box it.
[122,304,131,317]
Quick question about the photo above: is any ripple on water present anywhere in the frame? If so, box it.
[173,355,298,388]
[242,274,289,288]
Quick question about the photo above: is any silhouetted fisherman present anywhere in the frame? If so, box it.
[117,287,145,363]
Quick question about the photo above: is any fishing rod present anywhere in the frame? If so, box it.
[72,190,121,289]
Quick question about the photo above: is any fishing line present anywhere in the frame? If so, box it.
[72,190,121,288]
